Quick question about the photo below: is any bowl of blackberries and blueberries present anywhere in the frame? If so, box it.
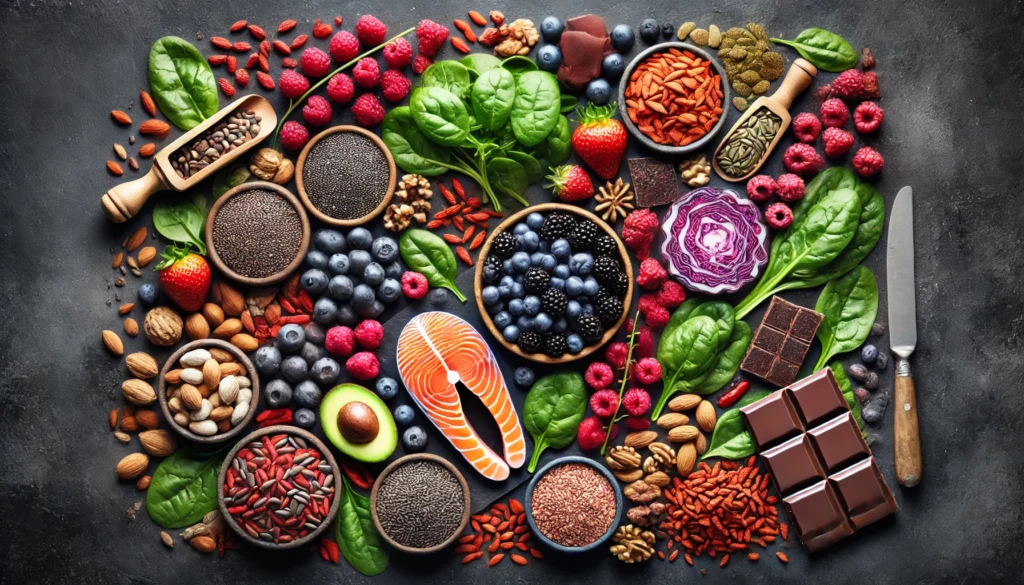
[474,203,634,363]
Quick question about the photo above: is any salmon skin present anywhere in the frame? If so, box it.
[396,312,526,481]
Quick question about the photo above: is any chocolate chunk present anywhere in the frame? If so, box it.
[628,157,679,207]
[790,308,823,341]
[766,358,799,386]
[740,346,775,377]
[782,481,854,552]
[829,458,897,529]
[752,326,785,352]
[779,337,809,365]
[741,296,823,385]
[763,296,799,331]
[808,413,869,472]
[738,388,803,450]
[761,435,827,495]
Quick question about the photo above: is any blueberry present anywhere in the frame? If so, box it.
[384,261,404,280]
[277,324,306,353]
[601,53,625,81]
[280,356,309,384]
[875,352,889,370]
[482,286,501,305]
[500,275,516,289]
[265,379,293,408]
[530,251,545,267]
[313,297,338,324]
[313,229,346,254]
[524,296,541,315]
[498,284,512,299]
[551,239,571,260]
[540,16,564,42]
[534,312,552,332]
[639,18,659,43]
[310,357,341,387]
[553,264,570,279]
[549,277,565,291]
[586,78,612,105]
[254,345,282,377]
[566,334,584,354]
[486,301,505,315]
[503,325,521,342]
[351,284,376,311]
[493,311,513,329]
[305,249,329,270]
[304,323,326,345]
[402,425,428,452]
[526,212,545,229]
[336,304,359,326]
[552,316,568,333]
[300,342,324,365]
[536,44,563,72]
[513,223,530,236]
[427,288,450,306]
[583,277,600,296]
[293,380,323,409]
[375,377,399,400]
[348,249,372,276]
[520,231,540,252]
[301,269,329,295]
[517,316,535,331]
[327,253,350,275]
[569,253,594,276]
[566,300,582,318]
[378,278,401,303]
[363,262,386,286]
[861,344,879,363]
[511,251,531,273]
[540,254,557,272]
[370,237,399,264]
[346,227,372,250]
[293,408,317,429]
[363,300,385,319]
[538,241,549,253]
[394,404,416,427]
[327,275,354,302]
[514,366,535,388]
[510,282,525,299]
[137,283,158,307]
[508,298,525,316]
[611,24,635,51]
[661,23,674,38]
[565,276,585,296]
[581,302,594,315]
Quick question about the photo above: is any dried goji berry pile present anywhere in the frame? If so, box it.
[428,178,503,266]
[456,498,543,567]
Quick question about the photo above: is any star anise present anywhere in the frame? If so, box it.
[594,178,635,222]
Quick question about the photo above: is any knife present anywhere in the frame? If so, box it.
[887,186,922,487]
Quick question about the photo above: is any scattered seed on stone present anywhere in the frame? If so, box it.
[301,132,390,221]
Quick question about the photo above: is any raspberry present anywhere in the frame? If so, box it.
[853,101,884,134]
[279,121,310,151]
[822,127,855,158]
[862,71,881,99]
[326,73,355,104]
[381,69,411,102]
[625,416,651,431]
[621,208,659,260]
[300,47,332,77]
[416,19,449,57]
[412,54,433,75]
[636,258,668,290]
[644,305,670,329]
[401,271,429,299]
[832,69,865,100]
[355,15,387,46]
[329,31,360,63]
[577,416,614,451]
[350,93,386,127]
[278,69,310,99]
[585,361,615,391]
[346,351,380,380]
[325,326,355,356]
[765,202,794,230]
[634,326,655,359]
[656,281,686,309]
[632,358,662,385]
[622,388,652,417]
[820,98,849,128]
[354,319,384,349]
[605,342,629,370]
[746,175,777,202]
[791,112,822,143]
[776,174,806,203]
[637,294,660,315]
[383,38,413,69]
[351,57,381,88]
[302,95,333,126]
[783,143,824,175]
[817,84,834,103]
[590,390,619,418]
[852,147,884,177]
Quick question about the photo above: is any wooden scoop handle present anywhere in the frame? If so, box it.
[101,166,169,223]
[893,355,922,487]
[769,58,817,110]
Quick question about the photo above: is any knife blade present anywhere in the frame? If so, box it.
[887,186,922,487]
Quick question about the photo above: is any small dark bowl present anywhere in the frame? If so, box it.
[217,425,342,550]
[525,456,623,554]
[617,42,731,155]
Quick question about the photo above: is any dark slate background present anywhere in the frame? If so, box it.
[2,1,1023,584]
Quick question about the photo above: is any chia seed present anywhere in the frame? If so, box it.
[212,188,303,278]
[374,460,465,549]
[302,132,390,220]
[531,463,616,548]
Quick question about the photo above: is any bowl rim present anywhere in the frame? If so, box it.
[294,125,397,227]
[524,455,624,554]
[217,424,342,550]
[205,180,311,286]
[616,41,732,155]
[369,453,472,555]
[472,203,634,364]
[156,338,260,444]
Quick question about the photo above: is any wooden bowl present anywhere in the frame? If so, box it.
[205,181,311,286]
[295,125,396,227]
[217,425,342,550]
[370,453,471,555]
[473,203,634,364]
[157,339,260,444]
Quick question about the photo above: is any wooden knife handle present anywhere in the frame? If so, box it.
[893,355,922,487]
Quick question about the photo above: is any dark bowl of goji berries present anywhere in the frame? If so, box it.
[525,456,622,554]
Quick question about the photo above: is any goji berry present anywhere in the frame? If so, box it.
[229,20,247,32]
[211,36,232,50]
[282,57,297,68]
[442,233,463,244]
[232,41,251,52]
[291,34,308,50]
[462,225,475,243]
[468,11,488,26]
[258,55,269,72]
[208,54,228,65]
[245,53,259,68]
[438,184,457,204]
[235,68,249,86]
[469,231,486,250]
[217,78,236,97]
[259,40,271,56]
[456,246,472,265]
[247,24,266,40]
[256,71,275,90]
[273,40,291,55]
[452,177,467,199]
[278,19,297,33]
[226,55,237,74]
[450,37,471,53]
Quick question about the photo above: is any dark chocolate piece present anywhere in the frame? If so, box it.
[790,308,824,341]
[741,346,774,377]
[761,435,827,495]
[752,326,785,353]
[763,296,799,331]
[740,295,822,386]
[783,481,854,552]
[738,388,803,450]
[628,157,679,208]
[789,369,848,426]
[766,358,800,386]
[830,459,897,529]
[779,337,809,364]
[808,413,869,472]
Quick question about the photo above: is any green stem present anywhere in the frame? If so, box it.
[600,311,641,457]
[650,370,683,420]
[527,437,546,473]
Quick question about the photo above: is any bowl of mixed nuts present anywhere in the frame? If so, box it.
[157,338,260,443]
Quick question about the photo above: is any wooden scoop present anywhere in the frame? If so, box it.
[712,58,817,182]
[101,94,278,223]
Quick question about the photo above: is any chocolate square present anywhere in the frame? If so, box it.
[761,435,827,495]
[739,389,803,450]
[779,337,810,365]
[830,459,897,529]
[741,346,775,377]
[790,308,823,341]
[789,369,848,426]
[763,296,799,331]
[753,326,786,353]
[628,157,679,208]
[766,358,800,386]
[783,481,854,552]
[808,413,869,472]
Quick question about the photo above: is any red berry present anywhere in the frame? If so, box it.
[746,175,777,202]
[255,71,275,90]
[637,294,660,315]
[862,71,881,99]
[326,73,355,104]
[281,57,298,68]
[355,15,388,46]
[820,98,849,128]
[590,390,619,418]
[833,69,865,100]
[636,257,668,290]
[853,101,884,134]
[822,127,855,158]
[383,38,413,69]
[621,208,659,260]
[604,342,629,370]
[412,54,432,75]
[817,84,834,103]
[278,69,310,99]
[852,147,885,177]
[635,326,655,359]
[655,281,686,309]
[782,143,824,175]
[354,319,384,350]
[325,326,355,356]
[401,271,429,299]
[776,174,806,203]
[380,69,411,102]
[312,19,333,39]
[415,19,449,57]
[299,47,332,77]
[625,416,651,431]
[577,416,611,451]
[644,305,670,329]
[350,93,386,127]
[352,57,381,88]
[791,112,822,143]
[765,202,794,230]
[621,388,652,417]
[329,31,360,63]
[302,95,333,126]
[632,358,662,385]
[345,351,380,380]
[279,121,310,151]
[584,361,615,391]
[217,77,236,97]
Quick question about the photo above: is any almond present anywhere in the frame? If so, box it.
[111,110,132,125]
[139,119,171,139]
[139,429,177,457]
[113,431,131,444]
[613,468,644,483]
[624,430,659,449]
[113,251,124,269]
[136,475,152,490]
[202,303,225,327]
[645,471,671,487]
[140,91,157,117]
[118,302,135,315]
[212,318,242,339]
[219,362,242,376]
[676,442,697,475]
[667,425,700,443]
[657,412,689,429]
[191,535,216,553]
[695,400,717,432]
[202,359,221,389]
[165,369,183,384]
[139,143,156,157]
[125,227,148,252]
[109,408,118,430]
[113,142,128,160]
[137,246,157,267]
[122,379,157,406]
[124,318,139,337]
[160,531,174,548]
[180,384,203,410]
[116,452,149,480]
[125,352,159,379]
[102,330,124,355]
[264,303,281,325]
[667,394,702,413]
[695,431,708,455]
[135,409,160,430]
[217,282,246,316]
[208,405,234,422]
[185,313,210,340]
[208,347,234,362]
[119,415,139,432]
[230,333,258,352]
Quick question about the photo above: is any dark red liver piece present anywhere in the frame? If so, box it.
[741,295,822,386]
[556,14,612,90]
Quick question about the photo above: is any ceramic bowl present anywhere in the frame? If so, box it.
[525,456,623,554]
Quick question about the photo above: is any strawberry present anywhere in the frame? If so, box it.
[571,103,627,179]
[156,248,211,312]
[545,165,594,202]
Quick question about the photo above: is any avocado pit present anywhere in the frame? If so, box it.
[338,401,380,443]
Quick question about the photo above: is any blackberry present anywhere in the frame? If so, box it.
[574,314,604,344]
[524,267,551,294]
[541,288,568,316]
[593,234,617,257]
[592,255,623,285]
[482,255,502,284]
[540,212,577,241]
[491,231,519,260]
[595,294,624,327]
[568,219,599,251]
[544,333,568,357]
[518,331,543,353]
[609,271,630,296]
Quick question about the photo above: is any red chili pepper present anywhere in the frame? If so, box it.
[717,380,751,408]
[339,459,375,490]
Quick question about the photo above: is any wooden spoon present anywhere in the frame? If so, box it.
[712,58,817,182]
[100,94,278,223]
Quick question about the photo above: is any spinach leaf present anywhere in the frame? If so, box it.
[701,390,771,460]
[336,478,388,576]
[813,267,878,370]
[829,361,866,430]
[505,150,543,183]
[510,71,561,147]
[146,449,221,528]
[690,301,736,351]
[523,372,587,472]
[694,322,751,395]
[656,316,724,404]
[382,107,452,176]
[471,68,516,131]
[212,165,249,199]
[501,55,539,78]
[770,28,858,72]
[410,87,471,147]
[147,36,219,131]
[399,229,466,302]
[560,94,579,114]
[486,157,529,200]
[663,298,704,340]
[771,188,861,275]
[153,196,207,254]
[460,53,502,76]
[421,61,472,98]
[539,115,572,164]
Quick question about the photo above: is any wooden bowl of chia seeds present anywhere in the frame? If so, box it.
[295,125,396,227]
[525,456,623,554]
[206,181,310,286]
[370,453,471,555]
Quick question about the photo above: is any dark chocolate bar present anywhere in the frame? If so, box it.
[741,296,822,386]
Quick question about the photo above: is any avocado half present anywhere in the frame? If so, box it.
[320,383,397,463]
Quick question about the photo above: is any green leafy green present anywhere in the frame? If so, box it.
[421,61,472,98]
[829,361,866,431]
[486,157,529,200]
[509,71,561,147]
[212,165,250,198]
[153,195,207,255]
[460,53,502,76]
[399,229,466,302]
[382,106,452,176]
[501,55,539,78]
[471,68,516,131]
[701,391,771,460]
[505,151,543,183]
[559,94,579,113]
[336,478,388,576]
[146,449,221,528]
[813,267,879,370]
[523,372,587,472]
[770,28,858,72]
[694,322,752,394]
[537,115,572,165]
[410,87,471,146]
[147,36,219,131]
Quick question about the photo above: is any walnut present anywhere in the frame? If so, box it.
[249,148,293,184]
[623,480,661,504]
[647,442,676,472]
[626,502,667,527]
[609,525,656,563]
[679,155,711,187]
[605,446,641,471]
[386,174,432,230]
[383,204,415,232]
[396,174,432,202]
[494,19,538,57]
[143,307,183,347]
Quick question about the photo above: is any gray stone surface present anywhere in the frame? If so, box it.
[1,1,1022,584]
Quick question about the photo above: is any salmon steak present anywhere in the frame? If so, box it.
[396,312,526,481]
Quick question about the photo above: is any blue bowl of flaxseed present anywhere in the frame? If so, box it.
[525,456,623,554]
